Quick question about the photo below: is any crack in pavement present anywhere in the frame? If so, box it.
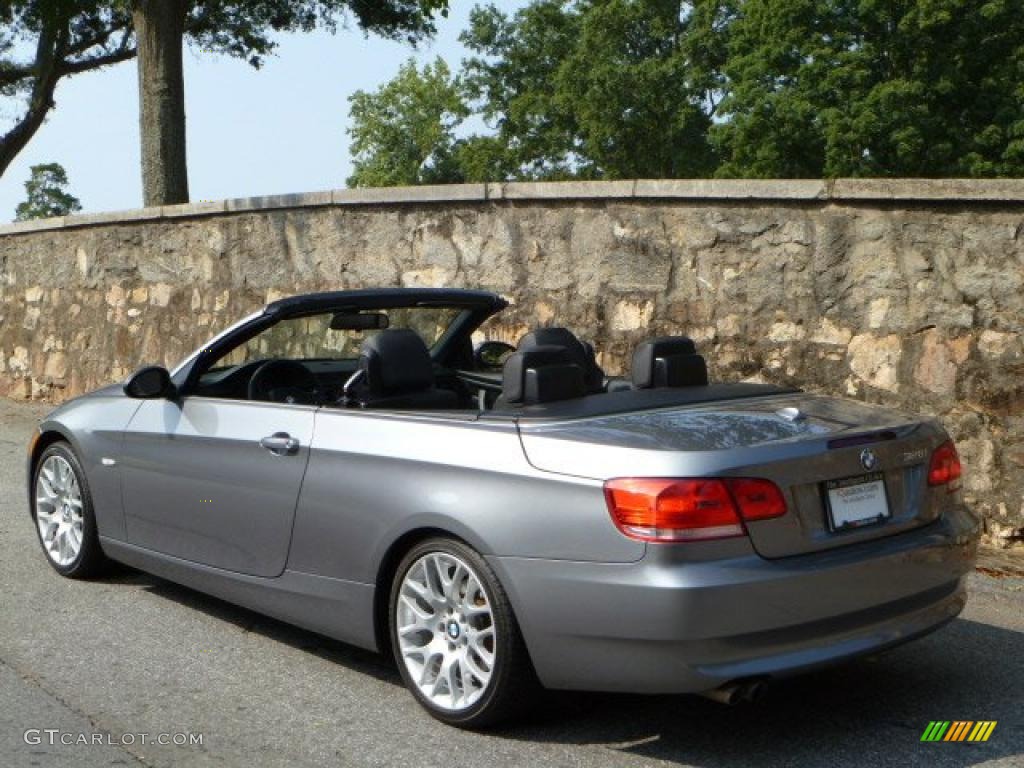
[0,656,153,768]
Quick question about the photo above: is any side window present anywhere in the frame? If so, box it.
[208,308,462,372]
[190,307,467,403]
[212,314,357,369]
[194,313,362,401]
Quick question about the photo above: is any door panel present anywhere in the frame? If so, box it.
[121,398,315,577]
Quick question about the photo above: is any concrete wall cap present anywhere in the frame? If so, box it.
[3,178,1024,236]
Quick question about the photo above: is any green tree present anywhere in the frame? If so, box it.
[713,0,1024,177]
[350,1,724,182]
[0,2,449,203]
[350,0,1024,183]
[132,0,450,206]
[14,162,82,220]
[347,58,469,186]
[555,0,719,178]
[459,1,583,179]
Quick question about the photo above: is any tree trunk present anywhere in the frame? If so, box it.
[133,0,189,206]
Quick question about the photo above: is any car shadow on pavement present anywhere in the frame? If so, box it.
[498,617,1024,767]
[106,566,1021,767]
[98,564,403,687]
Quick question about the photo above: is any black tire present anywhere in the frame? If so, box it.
[31,441,108,579]
[389,536,539,728]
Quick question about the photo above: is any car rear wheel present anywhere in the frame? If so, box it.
[389,537,536,728]
[32,442,107,578]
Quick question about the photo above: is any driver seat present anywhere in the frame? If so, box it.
[349,329,459,410]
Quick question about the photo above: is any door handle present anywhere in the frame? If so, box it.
[259,432,300,456]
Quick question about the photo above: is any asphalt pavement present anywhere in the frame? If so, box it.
[1,396,1021,768]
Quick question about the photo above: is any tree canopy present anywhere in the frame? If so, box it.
[14,162,82,220]
[1,0,449,202]
[131,0,448,204]
[346,0,1024,184]
[715,0,1024,177]
[348,58,468,186]
[0,2,135,179]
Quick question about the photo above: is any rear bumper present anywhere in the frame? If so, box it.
[489,505,979,693]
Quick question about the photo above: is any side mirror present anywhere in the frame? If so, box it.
[474,340,516,370]
[123,365,176,399]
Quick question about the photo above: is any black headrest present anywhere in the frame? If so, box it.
[519,327,604,393]
[632,336,708,389]
[359,329,434,395]
[502,346,586,405]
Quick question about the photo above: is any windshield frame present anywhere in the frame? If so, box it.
[170,289,507,396]
[200,306,470,376]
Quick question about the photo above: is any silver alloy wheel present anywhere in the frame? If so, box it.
[35,455,84,567]
[396,552,497,711]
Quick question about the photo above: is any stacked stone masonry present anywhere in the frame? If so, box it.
[0,179,1021,546]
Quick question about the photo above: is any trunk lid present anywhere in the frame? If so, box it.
[516,393,950,558]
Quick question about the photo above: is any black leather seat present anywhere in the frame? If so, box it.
[632,336,708,389]
[349,329,460,409]
[518,327,605,393]
[499,346,586,407]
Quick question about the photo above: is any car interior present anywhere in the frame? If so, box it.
[190,300,717,414]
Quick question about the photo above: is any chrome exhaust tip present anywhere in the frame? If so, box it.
[739,679,766,703]
[698,682,744,705]
[699,679,767,705]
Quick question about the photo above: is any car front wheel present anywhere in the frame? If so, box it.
[389,537,536,728]
[32,442,107,578]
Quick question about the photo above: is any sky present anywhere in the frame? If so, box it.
[0,2,529,220]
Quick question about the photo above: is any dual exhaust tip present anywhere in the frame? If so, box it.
[699,678,767,705]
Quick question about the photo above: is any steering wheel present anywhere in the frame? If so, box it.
[247,359,321,405]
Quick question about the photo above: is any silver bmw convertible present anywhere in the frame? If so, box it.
[27,288,979,727]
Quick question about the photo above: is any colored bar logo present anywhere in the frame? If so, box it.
[921,721,997,742]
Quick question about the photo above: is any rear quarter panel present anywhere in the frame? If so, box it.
[286,410,645,583]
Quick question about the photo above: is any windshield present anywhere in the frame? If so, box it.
[208,306,464,371]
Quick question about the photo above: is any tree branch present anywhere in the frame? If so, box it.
[0,64,34,87]
[0,14,70,178]
[0,17,134,87]
[59,46,136,76]
[63,19,131,59]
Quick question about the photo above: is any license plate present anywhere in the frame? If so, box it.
[824,472,890,531]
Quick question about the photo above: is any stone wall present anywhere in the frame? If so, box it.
[0,179,1021,546]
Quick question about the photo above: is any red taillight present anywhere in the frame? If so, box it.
[727,478,788,521]
[603,477,786,542]
[928,440,962,491]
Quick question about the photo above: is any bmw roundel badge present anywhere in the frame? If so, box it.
[860,448,879,471]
